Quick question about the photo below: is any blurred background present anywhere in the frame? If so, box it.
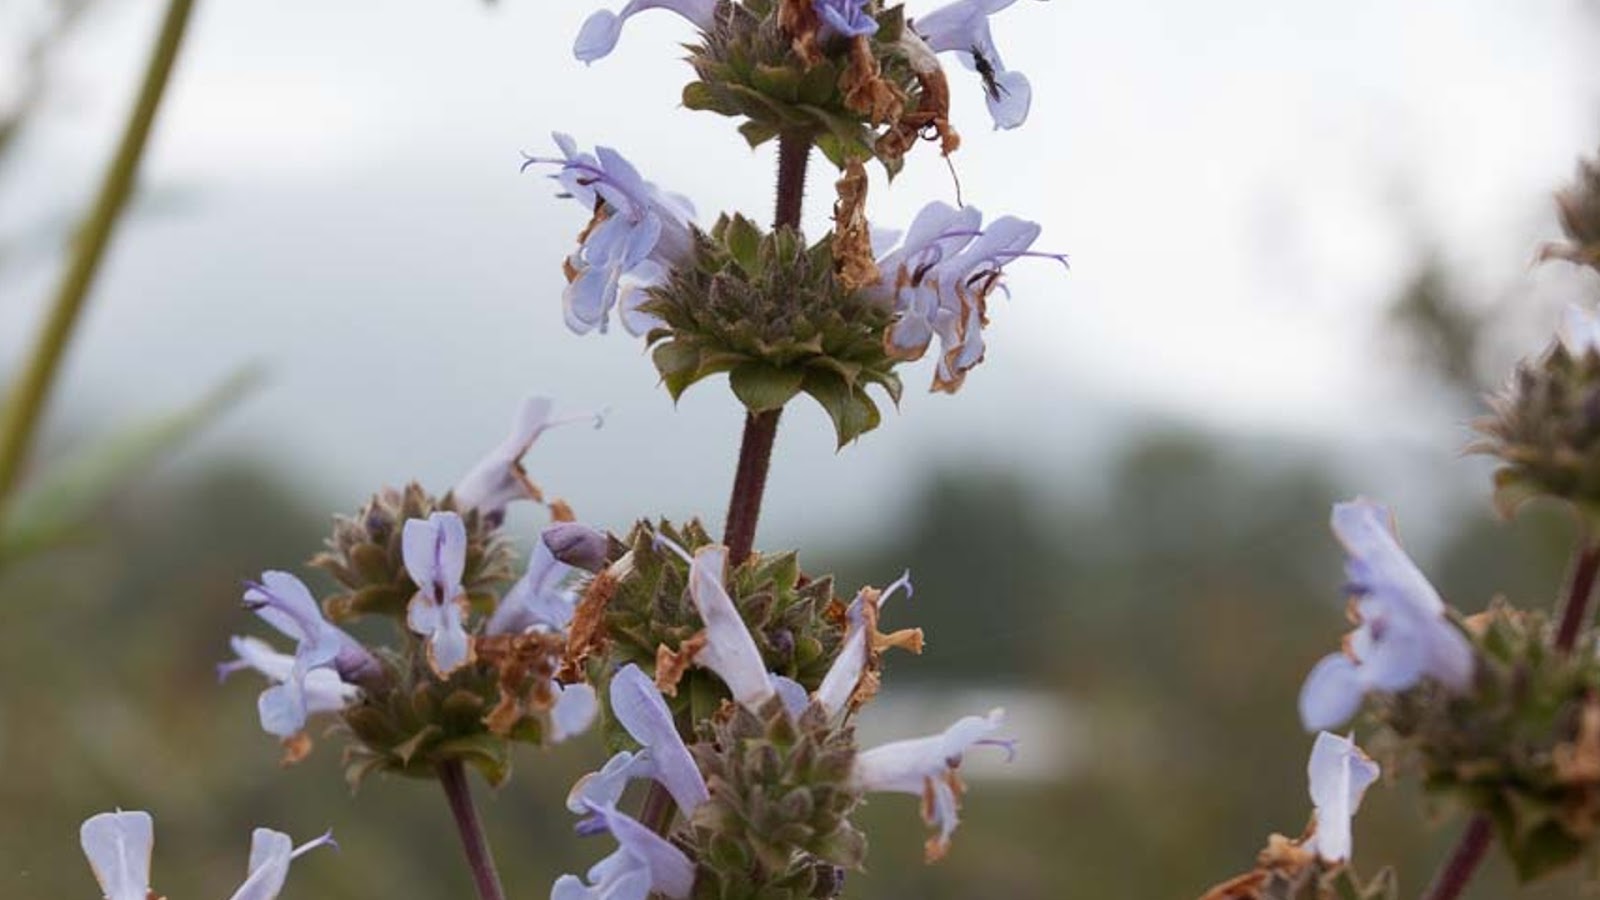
[3,0,1600,896]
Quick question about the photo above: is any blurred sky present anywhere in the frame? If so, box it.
[3,0,1600,547]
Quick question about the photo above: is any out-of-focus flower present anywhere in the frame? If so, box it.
[218,636,360,739]
[1303,731,1380,864]
[241,572,378,738]
[850,708,1013,861]
[403,512,476,677]
[568,663,710,818]
[552,802,696,899]
[523,134,696,336]
[871,202,1066,392]
[549,680,601,743]
[80,811,334,900]
[911,0,1033,129]
[573,0,718,64]
[1558,302,1600,355]
[815,570,918,715]
[1299,499,1476,731]
[453,397,602,522]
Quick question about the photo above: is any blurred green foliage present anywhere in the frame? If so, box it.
[0,428,1592,898]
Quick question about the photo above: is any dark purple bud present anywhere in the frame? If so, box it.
[542,522,609,573]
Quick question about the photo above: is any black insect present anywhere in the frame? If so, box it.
[971,46,1007,103]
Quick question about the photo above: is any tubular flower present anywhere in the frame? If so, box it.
[218,636,361,739]
[814,570,918,715]
[453,396,602,523]
[523,134,696,336]
[80,811,334,900]
[1298,499,1476,731]
[573,0,718,64]
[870,202,1066,392]
[552,802,696,900]
[403,512,476,677]
[910,0,1033,129]
[486,524,597,636]
[567,663,710,818]
[241,571,378,738]
[850,708,1014,861]
[1302,731,1380,864]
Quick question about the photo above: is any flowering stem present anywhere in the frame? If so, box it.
[0,0,197,518]
[437,760,507,900]
[721,133,811,566]
[1420,814,1494,900]
[1422,534,1600,898]
[1554,538,1600,653]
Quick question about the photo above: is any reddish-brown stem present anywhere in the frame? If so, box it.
[724,408,782,566]
[437,760,507,900]
[720,133,810,565]
[638,782,680,836]
[1420,814,1494,900]
[1555,540,1600,652]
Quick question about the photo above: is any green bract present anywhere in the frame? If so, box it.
[1477,342,1600,520]
[645,215,903,446]
[684,0,917,172]
[311,483,514,620]
[688,699,865,898]
[1373,603,1600,882]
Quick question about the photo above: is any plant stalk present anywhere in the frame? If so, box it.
[1422,533,1600,897]
[437,760,508,900]
[721,132,811,565]
[1419,814,1493,900]
[0,0,197,518]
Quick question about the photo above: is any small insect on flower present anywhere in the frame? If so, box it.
[970,45,1006,102]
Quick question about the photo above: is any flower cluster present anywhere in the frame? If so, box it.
[220,396,603,779]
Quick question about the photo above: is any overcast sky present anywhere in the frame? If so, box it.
[3,0,1600,545]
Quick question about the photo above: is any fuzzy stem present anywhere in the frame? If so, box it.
[437,760,507,900]
[1420,814,1494,900]
[0,0,197,518]
[720,133,811,565]
[1555,538,1600,652]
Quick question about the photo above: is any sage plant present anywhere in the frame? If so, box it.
[1197,147,1600,900]
[78,0,1067,896]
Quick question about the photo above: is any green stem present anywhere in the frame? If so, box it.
[0,0,197,518]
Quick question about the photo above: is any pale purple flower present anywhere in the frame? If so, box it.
[218,636,361,739]
[454,396,603,522]
[1559,301,1600,355]
[1302,731,1380,864]
[815,570,914,715]
[574,0,718,64]
[851,708,1014,861]
[80,811,152,900]
[816,0,879,38]
[568,664,709,819]
[523,134,695,336]
[870,202,1065,391]
[911,0,1033,129]
[552,802,696,900]
[549,680,602,743]
[226,828,338,900]
[80,811,334,900]
[683,543,778,711]
[1298,499,1476,731]
[403,512,475,677]
[241,571,378,737]
[486,525,592,636]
